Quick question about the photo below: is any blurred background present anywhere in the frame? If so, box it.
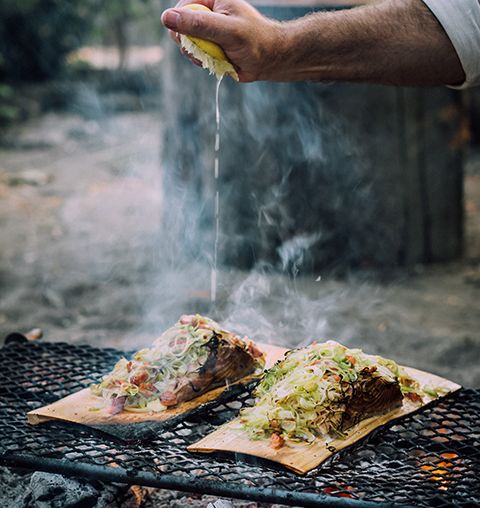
[0,0,479,389]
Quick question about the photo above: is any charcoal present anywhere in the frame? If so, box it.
[13,472,124,508]
[207,501,235,508]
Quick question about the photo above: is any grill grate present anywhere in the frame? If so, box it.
[0,338,479,508]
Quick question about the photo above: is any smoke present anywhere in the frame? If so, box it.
[277,232,323,277]
[146,41,403,350]
[4,46,397,355]
[2,3,474,389]
[221,269,329,346]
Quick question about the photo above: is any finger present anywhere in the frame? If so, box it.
[161,8,236,45]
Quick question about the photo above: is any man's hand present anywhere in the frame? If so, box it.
[161,0,465,87]
[161,0,286,82]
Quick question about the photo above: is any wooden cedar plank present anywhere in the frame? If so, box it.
[26,344,288,441]
[188,366,461,474]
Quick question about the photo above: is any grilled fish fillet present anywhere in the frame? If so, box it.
[167,330,263,405]
[340,366,403,430]
[240,341,420,448]
[91,314,265,414]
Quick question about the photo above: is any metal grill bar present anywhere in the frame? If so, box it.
[4,454,399,508]
[0,338,478,508]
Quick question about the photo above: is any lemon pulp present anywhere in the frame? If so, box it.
[180,4,238,80]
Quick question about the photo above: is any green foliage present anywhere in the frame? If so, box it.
[0,0,39,16]
[92,0,157,69]
[0,84,19,126]
[0,0,102,80]
[0,0,159,80]
[99,0,151,19]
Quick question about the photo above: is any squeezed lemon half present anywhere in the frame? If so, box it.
[180,4,239,81]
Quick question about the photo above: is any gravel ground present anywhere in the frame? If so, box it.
[0,111,479,507]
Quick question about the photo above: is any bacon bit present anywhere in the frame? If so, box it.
[248,341,264,358]
[362,366,377,374]
[107,396,126,415]
[139,383,156,395]
[130,371,148,386]
[169,336,187,349]
[332,374,341,382]
[405,392,423,403]
[346,355,356,365]
[399,376,415,387]
[270,419,280,430]
[179,314,193,325]
[160,391,177,407]
[270,433,285,449]
[127,361,133,373]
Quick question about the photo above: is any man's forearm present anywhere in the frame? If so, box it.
[162,0,466,85]
[273,0,465,85]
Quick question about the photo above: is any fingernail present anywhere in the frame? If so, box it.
[162,10,180,30]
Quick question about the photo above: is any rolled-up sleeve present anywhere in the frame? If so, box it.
[422,0,480,88]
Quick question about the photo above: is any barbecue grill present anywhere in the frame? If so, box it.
[1,334,479,508]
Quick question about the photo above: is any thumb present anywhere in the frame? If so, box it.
[161,8,233,44]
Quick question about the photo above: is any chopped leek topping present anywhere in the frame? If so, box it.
[240,341,433,444]
[91,314,265,412]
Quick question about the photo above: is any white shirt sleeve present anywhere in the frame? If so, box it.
[422,0,480,88]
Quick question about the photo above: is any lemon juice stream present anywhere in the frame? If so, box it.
[211,76,223,304]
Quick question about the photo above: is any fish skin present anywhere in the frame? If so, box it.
[172,339,256,405]
[341,370,403,430]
